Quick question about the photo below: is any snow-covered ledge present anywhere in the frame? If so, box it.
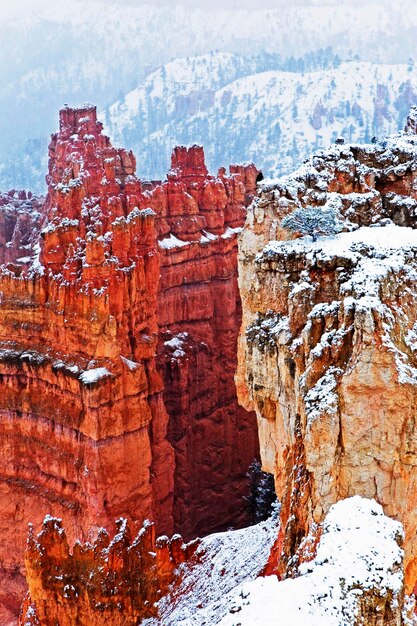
[220,497,409,626]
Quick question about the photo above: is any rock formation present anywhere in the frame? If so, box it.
[19,515,198,626]
[0,105,175,622]
[154,146,260,538]
[237,109,417,594]
[0,105,259,622]
[20,497,409,625]
[8,106,417,625]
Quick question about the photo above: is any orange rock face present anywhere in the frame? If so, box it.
[0,105,173,621]
[237,112,417,590]
[19,515,198,626]
[0,106,259,622]
[152,146,260,539]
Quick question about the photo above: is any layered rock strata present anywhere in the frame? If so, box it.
[154,146,260,538]
[237,113,417,592]
[19,515,198,626]
[0,105,175,619]
[0,105,259,620]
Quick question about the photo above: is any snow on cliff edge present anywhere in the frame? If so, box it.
[220,497,407,626]
[144,496,411,625]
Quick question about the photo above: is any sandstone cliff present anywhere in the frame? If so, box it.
[237,110,417,594]
[0,105,175,622]
[154,146,260,538]
[0,106,259,622]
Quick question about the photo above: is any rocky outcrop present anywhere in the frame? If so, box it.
[237,111,417,593]
[0,106,259,621]
[19,515,198,626]
[0,105,175,620]
[153,146,259,538]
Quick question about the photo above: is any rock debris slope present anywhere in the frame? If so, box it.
[237,106,417,593]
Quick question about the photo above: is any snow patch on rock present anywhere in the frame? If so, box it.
[220,497,404,626]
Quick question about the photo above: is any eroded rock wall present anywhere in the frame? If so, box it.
[151,146,260,538]
[0,106,175,619]
[237,113,417,591]
[0,106,260,621]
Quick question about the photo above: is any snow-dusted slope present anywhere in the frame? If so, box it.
[142,497,408,625]
[102,53,257,143]
[220,497,406,626]
[104,60,417,181]
[143,515,279,626]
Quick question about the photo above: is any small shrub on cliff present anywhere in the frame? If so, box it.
[246,459,277,523]
[282,206,342,242]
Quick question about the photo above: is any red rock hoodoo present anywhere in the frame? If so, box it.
[19,515,198,626]
[0,105,259,623]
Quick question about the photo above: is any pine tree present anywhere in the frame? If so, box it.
[246,460,277,523]
[282,206,342,242]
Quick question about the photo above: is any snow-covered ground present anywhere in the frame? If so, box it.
[262,223,417,259]
[143,515,278,626]
[219,497,405,626]
[142,496,408,625]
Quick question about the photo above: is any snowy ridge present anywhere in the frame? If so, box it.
[219,497,405,626]
[104,60,417,183]
[1,0,416,190]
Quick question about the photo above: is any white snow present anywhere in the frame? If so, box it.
[53,360,80,375]
[158,234,191,250]
[262,225,417,309]
[219,497,404,626]
[201,230,218,242]
[120,355,139,371]
[164,333,189,359]
[79,367,112,385]
[221,226,243,239]
[263,224,417,259]
[144,515,278,626]
[200,230,219,244]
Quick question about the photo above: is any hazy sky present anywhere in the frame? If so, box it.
[0,0,382,20]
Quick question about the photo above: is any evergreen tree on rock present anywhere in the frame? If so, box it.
[282,206,342,242]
